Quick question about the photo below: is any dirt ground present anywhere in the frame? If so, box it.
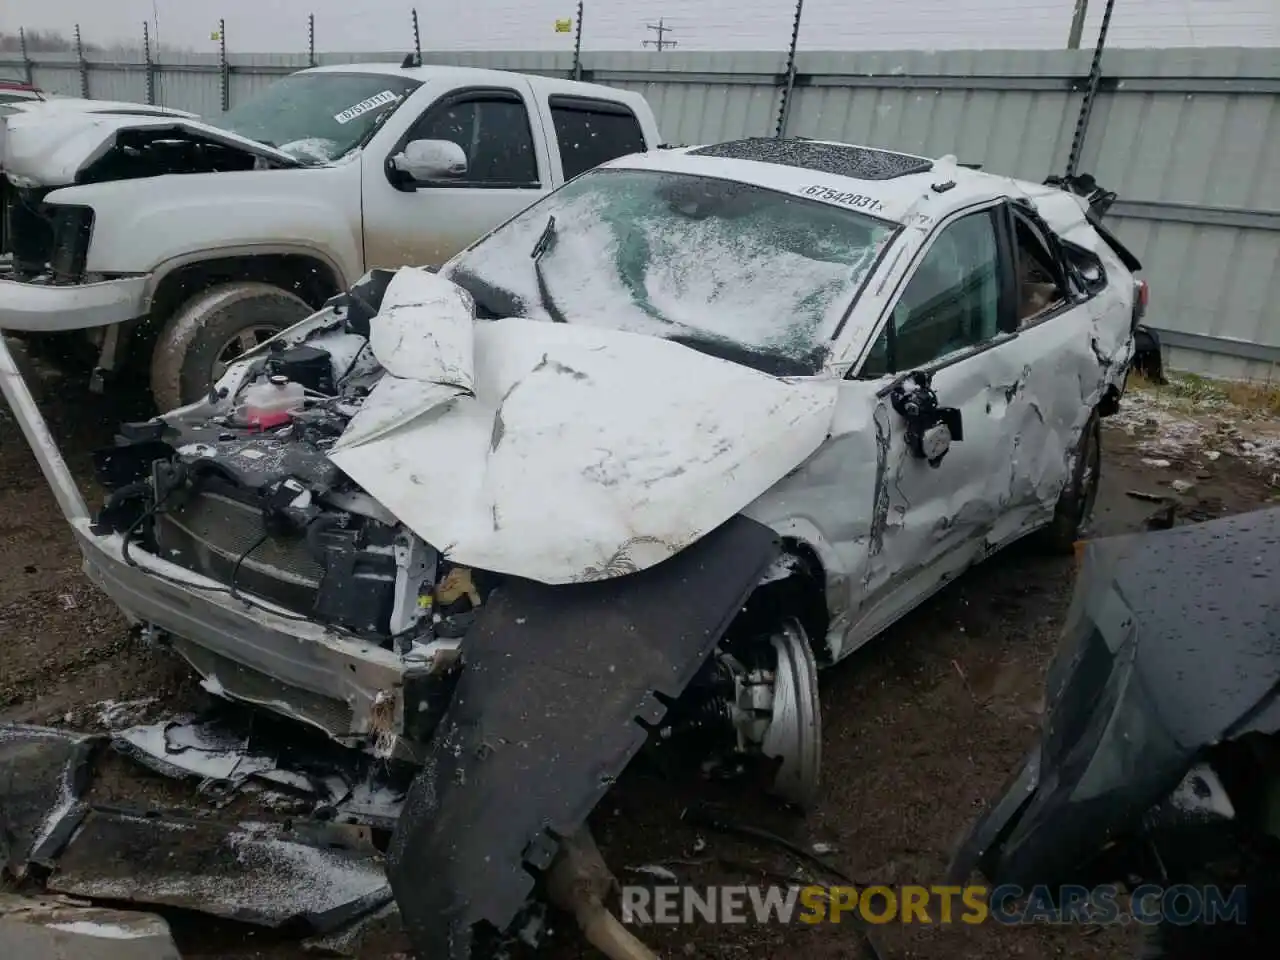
[2,345,1277,960]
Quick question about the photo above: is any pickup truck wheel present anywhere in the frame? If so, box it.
[149,282,312,411]
[1038,408,1102,554]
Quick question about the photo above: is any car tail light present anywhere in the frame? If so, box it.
[1132,278,1149,329]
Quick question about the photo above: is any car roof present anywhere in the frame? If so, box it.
[607,136,1031,226]
[299,61,645,101]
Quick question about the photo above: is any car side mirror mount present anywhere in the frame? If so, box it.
[889,370,964,468]
[388,139,467,189]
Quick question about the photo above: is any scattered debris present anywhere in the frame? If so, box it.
[0,893,181,960]
[1145,503,1178,531]
[0,725,101,879]
[47,809,391,934]
[110,714,406,823]
[1125,490,1167,503]
[1170,479,1195,494]
[1141,458,1172,469]
[1113,383,1280,467]
[547,829,659,960]
[93,698,160,730]
[811,842,837,855]
[302,901,402,956]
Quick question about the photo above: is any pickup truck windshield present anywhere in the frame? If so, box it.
[215,72,422,163]
[445,168,895,376]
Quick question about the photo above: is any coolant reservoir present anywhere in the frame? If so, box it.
[241,375,304,429]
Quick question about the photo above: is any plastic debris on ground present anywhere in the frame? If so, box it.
[0,724,101,878]
[0,708,413,952]
[46,809,391,933]
[110,712,408,824]
[0,893,182,960]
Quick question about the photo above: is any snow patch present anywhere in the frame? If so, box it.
[1111,388,1280,468]
[46,919,165,940]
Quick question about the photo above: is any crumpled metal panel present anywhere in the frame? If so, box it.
[385,513,780,958]
[0,725,100,877]
[47,809,392,934]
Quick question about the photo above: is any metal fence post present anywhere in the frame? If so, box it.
[308,13,316,68]
[74,23,89,99]
[219,19,229,112]
[571,0,585,81]
[1065,0,1116,177]
[18,28,34,86]
[142,22,156,105]
[775,0,805,138]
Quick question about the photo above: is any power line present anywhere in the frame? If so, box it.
[642,17,679,51]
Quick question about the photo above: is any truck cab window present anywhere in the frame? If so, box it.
[408,92,539,186]
[549,97,647,180]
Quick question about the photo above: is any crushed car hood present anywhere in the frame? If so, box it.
[327,268,840,585]
[0,111,300,187]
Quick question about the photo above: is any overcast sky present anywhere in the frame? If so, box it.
[2,0,1277,53]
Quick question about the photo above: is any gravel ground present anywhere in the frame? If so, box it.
[2,346,1277,960]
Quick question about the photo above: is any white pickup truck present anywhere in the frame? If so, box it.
[0,63,660,408]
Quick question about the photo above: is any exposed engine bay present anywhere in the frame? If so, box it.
[2,127,296,282]
[90,270,478,649]
[86,268,822,804]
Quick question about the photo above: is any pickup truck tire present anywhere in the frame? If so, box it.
[150,282,312,411]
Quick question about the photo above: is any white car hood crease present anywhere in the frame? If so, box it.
[328,268,840,585]
[0,111,299,187]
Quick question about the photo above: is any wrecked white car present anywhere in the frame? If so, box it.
[1,137,1147,957]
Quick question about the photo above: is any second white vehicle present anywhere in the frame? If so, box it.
[0,63,660,409]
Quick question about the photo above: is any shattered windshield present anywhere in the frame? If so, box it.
[444,168,895,375]
[214,72,421,163]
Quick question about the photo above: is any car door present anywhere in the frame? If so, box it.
[360,84,553,270]
[999,201,1114,523]
[845,200,1035,639]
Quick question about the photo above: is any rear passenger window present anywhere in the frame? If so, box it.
[549,97,647,180]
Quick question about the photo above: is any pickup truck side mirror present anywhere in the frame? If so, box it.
[388,139,468,188]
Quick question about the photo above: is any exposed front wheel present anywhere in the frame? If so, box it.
[759,619,823,806]
[149,282,313,411]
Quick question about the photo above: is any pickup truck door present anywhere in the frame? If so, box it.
[360,80,554,270]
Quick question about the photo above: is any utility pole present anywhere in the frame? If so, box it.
[642,18,677,51]
[1067,0,1090,49]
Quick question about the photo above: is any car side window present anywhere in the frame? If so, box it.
[406,91,539,186]
[860,209,1002,376]
[549,97,648,180]
[1012,211,1069,326]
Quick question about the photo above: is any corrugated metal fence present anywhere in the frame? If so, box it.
[3,47,1277,379]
